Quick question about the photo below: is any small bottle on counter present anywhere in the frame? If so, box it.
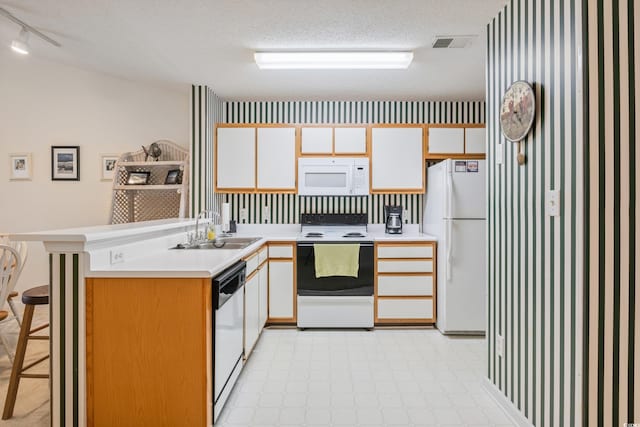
[207,223,216,241]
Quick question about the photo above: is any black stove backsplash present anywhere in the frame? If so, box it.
[220,194,423,225]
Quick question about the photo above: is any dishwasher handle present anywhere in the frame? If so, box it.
[213,260,246,309]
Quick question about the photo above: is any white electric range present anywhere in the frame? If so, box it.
[296,214,374,329]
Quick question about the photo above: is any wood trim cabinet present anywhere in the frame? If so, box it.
[300,125,368,156]
[86,277,212,426]
[243,245,269,359]
[425,124,486,159]
[370,126,424,193]
[375,242,437,324]
[267,242,297,323]
[215,124,297,193]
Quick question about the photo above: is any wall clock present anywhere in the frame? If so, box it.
[499,81,535,142]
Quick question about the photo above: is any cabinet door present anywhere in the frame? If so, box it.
[301,127,332,154]
[334,127,367,154]
[268,260,294,319]
[216,127,256,189]
[257,127,296,190]
[258,263,268,329]
[465,127,486,154]
[427,127,465,154]
[244,272,260,357]
[371,127,423,191]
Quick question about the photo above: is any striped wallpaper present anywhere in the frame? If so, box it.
[220,101,484,224]
[224,100,485,124]
[486,1,584,427]
[585,0,639,426]
[190,85,224,215]
[221,193,423,225]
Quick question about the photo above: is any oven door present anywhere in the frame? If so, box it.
[296,242,374,296]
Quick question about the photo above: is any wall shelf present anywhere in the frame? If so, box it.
[109,141,190,224]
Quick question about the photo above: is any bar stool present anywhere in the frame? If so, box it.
[2,285,50,420]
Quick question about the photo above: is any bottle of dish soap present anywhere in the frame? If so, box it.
[207,223,216,241]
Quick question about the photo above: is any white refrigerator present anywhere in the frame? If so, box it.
[423,159,486,334]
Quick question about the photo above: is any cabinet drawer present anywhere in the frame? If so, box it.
[377,298,433,319]
[377,260,433,273]
[258,247,268,264]
[269,245,293,259]
[377,275,433,296]
[245,253,260,276]
[377,245,433,259]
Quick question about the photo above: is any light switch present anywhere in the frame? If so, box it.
[546,189,560,217]
[263,205,270,223]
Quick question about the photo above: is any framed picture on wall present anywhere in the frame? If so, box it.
[9,153,32,180]
[51,146,80,181]
[100,154,119,181]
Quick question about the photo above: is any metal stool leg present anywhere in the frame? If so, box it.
[2,304,34,420]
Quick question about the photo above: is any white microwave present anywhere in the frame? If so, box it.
[298,157,369,196]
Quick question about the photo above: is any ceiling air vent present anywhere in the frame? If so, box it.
[432,35,476,49]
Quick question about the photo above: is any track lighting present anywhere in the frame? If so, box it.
[0,7,61,55]
[11,28,29,55]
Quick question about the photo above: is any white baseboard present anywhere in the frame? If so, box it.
[482,378,534,427]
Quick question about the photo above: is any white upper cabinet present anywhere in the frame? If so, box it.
[216,127,256,189]
[301,127,332,154]
[427,127,465,154]
[371,127,424,192]
[334,127,367,154]
[256,127,297,190]
[465,127,486,154]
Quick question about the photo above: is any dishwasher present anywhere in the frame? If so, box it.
[212,260,246,423]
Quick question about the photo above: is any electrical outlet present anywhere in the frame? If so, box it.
[110,250,124,265]
[496,335,504,358]
[496,142,504,165]
[263,205,270,223]
[546,189,560,217]
[239,208,248,223]
[403,209,409,223]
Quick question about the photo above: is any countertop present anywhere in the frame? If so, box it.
[11,221,436,279]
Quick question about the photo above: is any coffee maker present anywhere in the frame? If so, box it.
[384,205,403,234]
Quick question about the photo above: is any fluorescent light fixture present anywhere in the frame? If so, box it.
[11,28,29,55]
[254,51,413,70]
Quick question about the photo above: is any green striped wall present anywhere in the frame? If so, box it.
[225,100,485,124]
[50,252,83,427]
[486,1,584,426]
[191,85,224,215]
[221,193,423,224]
[585,0,639,425]
[221,101,484,224]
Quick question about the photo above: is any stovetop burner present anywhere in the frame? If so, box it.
[304,232,325,238]
[342,232,366,238]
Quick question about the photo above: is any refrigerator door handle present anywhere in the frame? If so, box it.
[446,169,453,219]
[446,219,452,281]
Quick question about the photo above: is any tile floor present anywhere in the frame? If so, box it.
[0,318,514,427]
[217,328,514,427]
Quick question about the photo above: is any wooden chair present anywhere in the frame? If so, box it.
[0,236,26,327]
[0,244,24,361]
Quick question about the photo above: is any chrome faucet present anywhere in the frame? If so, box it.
[193,210,221,243]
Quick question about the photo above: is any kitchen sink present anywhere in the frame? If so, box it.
[171,237,261,250]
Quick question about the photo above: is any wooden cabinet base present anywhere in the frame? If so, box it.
[86,278,211,427]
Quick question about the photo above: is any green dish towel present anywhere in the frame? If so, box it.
[314,244,360,278]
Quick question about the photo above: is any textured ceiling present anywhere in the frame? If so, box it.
[0,0,507,100]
